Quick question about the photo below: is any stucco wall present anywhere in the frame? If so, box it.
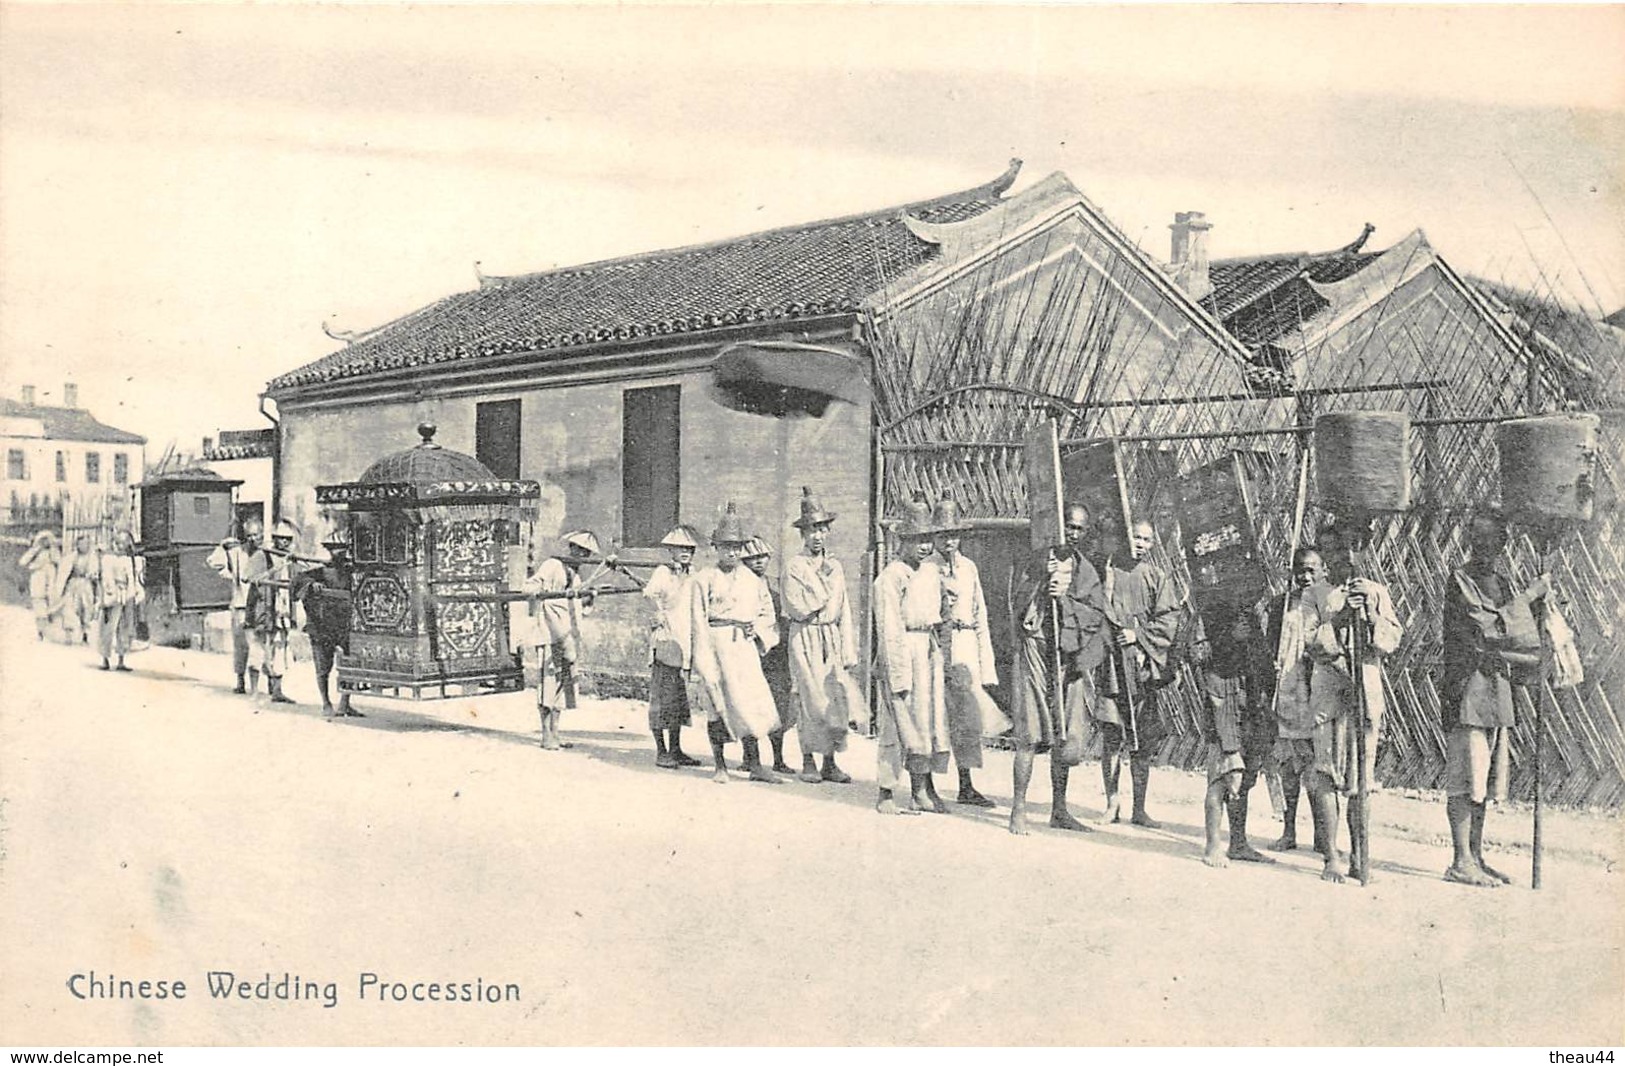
[277,370,873,688]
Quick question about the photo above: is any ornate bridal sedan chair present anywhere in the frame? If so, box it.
[316,424,539,700]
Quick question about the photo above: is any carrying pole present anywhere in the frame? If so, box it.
[1350,597,1371,887]
[1533,679,1544,890]
[1531,531,1556,891]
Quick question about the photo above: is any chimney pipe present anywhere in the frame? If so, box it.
[20,385,35,406]
[1170,211,1213,301]
[63,382,78,408]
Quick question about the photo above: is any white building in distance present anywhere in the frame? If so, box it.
[1,383,146,525]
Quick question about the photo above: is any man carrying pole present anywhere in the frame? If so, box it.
[1441,510,1548,888]
[1308,520,1403,884]
[1198,600,1275,867]
[520,530,599,750]
[1009,502,1108,836]
[294,532,359,719]
[1094,519,1181,828]
[644,525,702,770]
[1266,548,1333,855]
[208,518,264,696]
[246,520,303,705]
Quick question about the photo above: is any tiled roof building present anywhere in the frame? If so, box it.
[0,396,146,445]
[1201,226,1382,374]
[269,164,1021,395]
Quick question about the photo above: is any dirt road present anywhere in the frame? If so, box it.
[2,607,1619,1046]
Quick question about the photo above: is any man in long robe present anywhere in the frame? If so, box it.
[520,530,596,750]
[1441,511,1546,889]
[1306,520,1403,883]
[689,504,782,784]
[1095,519,1182,827]
[872,496,952,815]
[924,496,1008,810]
[783,488,861,786]
[643,525,701,769]
[742,537,797,774]
[1010,503,1107,836]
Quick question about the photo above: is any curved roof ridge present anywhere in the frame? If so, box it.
[1211,224,1381,269]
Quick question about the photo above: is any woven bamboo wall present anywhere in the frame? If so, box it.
[868,226,1624,809]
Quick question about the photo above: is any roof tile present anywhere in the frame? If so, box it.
[0,399,145,444]
[269,170,1018,394]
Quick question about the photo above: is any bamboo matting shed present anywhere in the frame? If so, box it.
[863,173,1624,809]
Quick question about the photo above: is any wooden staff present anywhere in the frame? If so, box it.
[1102,561,1141,753]
[1346,585,1372,887]
[1529,528,1561,891]
[1341,521,1374,888]
[1533,664,1545,890]
[1049,551,1068,750]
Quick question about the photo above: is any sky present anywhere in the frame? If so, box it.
[1,3,1622,458]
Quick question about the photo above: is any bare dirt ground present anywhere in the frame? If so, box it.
[2,605,1620,1047]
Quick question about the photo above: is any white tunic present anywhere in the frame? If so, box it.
[783,553,863,753]
[689,565,780,741]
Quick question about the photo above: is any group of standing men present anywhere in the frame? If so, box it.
[633,491,865,786]
[1184,508,1552,889]
[610,489,1554,888]
[175,486,1555,889]
[612,488,1190,837]
[207,518,359,719]
[17,527,145,670]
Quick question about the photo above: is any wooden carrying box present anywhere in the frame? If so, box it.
[316,425,540,700]
[136,469,242,612]
[1175,451,1274,618]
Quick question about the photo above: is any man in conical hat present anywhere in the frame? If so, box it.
[644,524,703,769]
[783,486,862,786]
[872,493,952,815]
[741,536,796,774]
[923,494,1009,809]
[689,503,783,784]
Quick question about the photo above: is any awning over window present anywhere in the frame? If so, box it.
[707,341,869,418]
